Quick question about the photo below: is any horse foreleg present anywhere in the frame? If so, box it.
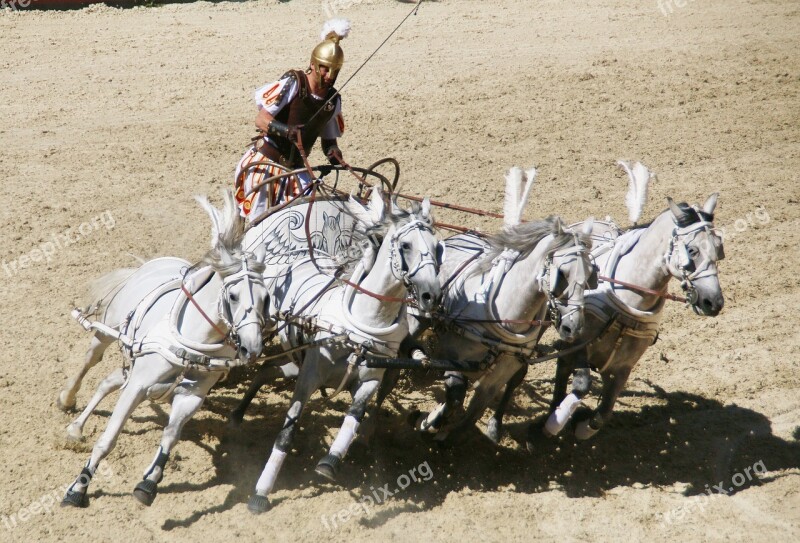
[486,365,527,444]
[133,374,217,507]
[360,367,401,447]
[415,371,468,434]
[316,376,382,481]
[62,381,146,508]
[574,366,631,440]
[66,367,126,441]
[247,366,319,514]
[58,333,114,411]
[543,351,592,437]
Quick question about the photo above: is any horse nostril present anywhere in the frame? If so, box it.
[561,325,572,335]
[421,292,432,302]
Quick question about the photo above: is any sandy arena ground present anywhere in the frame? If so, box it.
[1,0,798,541]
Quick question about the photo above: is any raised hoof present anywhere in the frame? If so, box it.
[56,393,76,413]
[572,407,601,441]
[65,423,85,442]
[485,418,502,444]
[61,490,87,508]
[132,479,158,507]
[315,453,342,482]
[247,494,272,514]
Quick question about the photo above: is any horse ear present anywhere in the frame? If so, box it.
[582,217,595,237]
[553,216,565,236]
[702,193,718,215]
[666,197,683,220]
[421,197,431,219]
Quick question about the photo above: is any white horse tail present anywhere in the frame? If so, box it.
[618,160,656,225]
[85,267,137,315]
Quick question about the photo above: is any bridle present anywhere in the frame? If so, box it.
[388,218,440,291]
[663,219,723,307]
[539,237,591,330]
[179,254,268,351]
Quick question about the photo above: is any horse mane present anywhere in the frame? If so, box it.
[336,199,435,275]
[625,201,710,233]
[475,216,589,274]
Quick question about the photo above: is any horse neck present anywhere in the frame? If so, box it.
[349,227,406,328]
[613,212,674,311]
[178,271,226,344]
[491,236,551,330]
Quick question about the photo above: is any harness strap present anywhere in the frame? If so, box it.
[180,283,229,339]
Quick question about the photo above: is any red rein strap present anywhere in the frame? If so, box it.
[181,283,229,339]
[598,275,687,303]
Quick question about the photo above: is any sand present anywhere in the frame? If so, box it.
[0,0,798,541]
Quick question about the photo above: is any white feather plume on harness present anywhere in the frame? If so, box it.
[618,160,656,225]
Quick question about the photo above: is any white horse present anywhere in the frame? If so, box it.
[521,163,726,444]
[392,214,596,443]
[245,187,443,514]
[61,190,270,508]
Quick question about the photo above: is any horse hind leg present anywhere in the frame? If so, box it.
[316,376,382,481]
[66,367,126,441]
[58,332,114,412]
[133,375,217,507]
[228,363,283,426]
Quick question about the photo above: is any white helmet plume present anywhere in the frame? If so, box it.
[321,18,351,42]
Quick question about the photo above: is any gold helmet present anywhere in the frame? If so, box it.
[310,19,350,86]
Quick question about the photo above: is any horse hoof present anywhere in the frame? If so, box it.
[315,453,341,482]
[227,411,243,428]
[525,417,551,453]
[65,424,84,442]
[132,479,158,507]
[485,418,502,444]
[572,408,601,440]
[56,393,76,412]
[406,410,422,429]
[61,490,87,508]
[247,494,272,514]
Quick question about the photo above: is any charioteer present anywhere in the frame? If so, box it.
[235,19,351,219]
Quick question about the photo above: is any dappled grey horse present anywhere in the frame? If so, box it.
[381,215,597,443]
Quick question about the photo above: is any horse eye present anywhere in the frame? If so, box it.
[401,242,411,251]
[688,246,699,258]
[230,292,239,302]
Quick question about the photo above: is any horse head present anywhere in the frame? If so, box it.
[197,189,271,362]
[665,194,725,316]
[385,192,443,312]
[546,217,596,342]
